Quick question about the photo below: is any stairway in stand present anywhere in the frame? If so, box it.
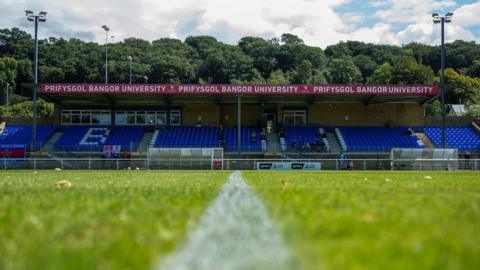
[326,132,342,153]
[266,133,281,153]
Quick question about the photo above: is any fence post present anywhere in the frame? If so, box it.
[475,160,478,171]
[335,159,339,170]
[144,159,148,170]
[116,159,119,170]
[4,159,6,170]
[88,159,91,170]
[33,159,36,170]
[61,160,64,170]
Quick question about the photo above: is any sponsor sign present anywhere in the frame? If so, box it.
[0,144,26,158]
[40,83,439,96]
[256,161,321,170]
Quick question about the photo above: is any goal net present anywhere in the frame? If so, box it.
[147,148,224,170]
[390,148,458,171]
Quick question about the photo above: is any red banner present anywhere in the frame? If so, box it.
[40,83,439,96]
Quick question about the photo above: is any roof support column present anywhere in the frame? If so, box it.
[237,95,241,154]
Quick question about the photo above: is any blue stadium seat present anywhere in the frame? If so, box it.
[54,126,144,151]
[0,125,55,151]
[425,126,480,152]
[154,126,220,148]
[152,126,261,152]
[339,127,422,152]
[223,127,262,152]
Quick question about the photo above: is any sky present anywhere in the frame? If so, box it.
[0,0,479,48]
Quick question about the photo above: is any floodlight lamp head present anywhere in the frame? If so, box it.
[445,12,453,23]
[102,25,110,31]
[25,10,33,15]
[39,11,47,16]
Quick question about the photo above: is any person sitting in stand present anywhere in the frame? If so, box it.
[260,130,267,140]
[305,142,312,152]
[0,121,6,135]
[279,128,286,139]
[406,128,415,136]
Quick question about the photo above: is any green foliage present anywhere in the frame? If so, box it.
[367,63,393,84]
[327,57,362,84]
[444,68,480,104]
[2,27,480,105]
[465,104,480,119]
[0,57,17,88]
[425,100,442,117]
[389,56,435,85]
[0,98,53,118]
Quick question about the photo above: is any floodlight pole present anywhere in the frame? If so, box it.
[433,12,452,148]
[25,10,46,152]
[102,25,110,84]
[440,17,446,149]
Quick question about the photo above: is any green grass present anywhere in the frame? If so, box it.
[1,170,480,270]
[0,171,228,270]
[245,171,480,270]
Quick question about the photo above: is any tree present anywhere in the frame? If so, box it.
[367,63,393,84]
[353,54,377,83]
[466,105,480,119]
[444,68,480,104]
[389,56,435,85]
[0,57,17,88]
[425,100,442,117]
[327,58,362,84]
[293,60,313,83]
[267,69,288,84]
[280,33,304,45]
[466,59,480,78]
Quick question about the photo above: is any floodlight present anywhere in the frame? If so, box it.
[102,25,110,31]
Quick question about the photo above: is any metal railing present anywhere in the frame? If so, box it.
[0,158,479,170]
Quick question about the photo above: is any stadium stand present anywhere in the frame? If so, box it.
[54,126,143,151]
[0,125,55,151]
[284,126,330,152]
[153,126,219,148]
[223,127,262,152]
[338,127,422,152]
[425,126,480,151]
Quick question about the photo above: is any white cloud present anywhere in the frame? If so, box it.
[0,0,478,48]
[454,2,480,27]
[374,0,456,24]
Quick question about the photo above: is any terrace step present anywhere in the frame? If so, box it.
[326,132,342,153]
[416,132,435,148]
[266,133,281,152]
[41,131,63,152]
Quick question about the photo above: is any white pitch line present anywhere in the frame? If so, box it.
[157,171,294,270]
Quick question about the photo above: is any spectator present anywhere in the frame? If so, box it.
[339,152,346,169]
[0,121,6,134]
[251,130,257,143]
[406,128,415,136]
[305,142,312,152]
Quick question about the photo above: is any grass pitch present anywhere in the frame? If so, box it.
[1,170,479,270]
